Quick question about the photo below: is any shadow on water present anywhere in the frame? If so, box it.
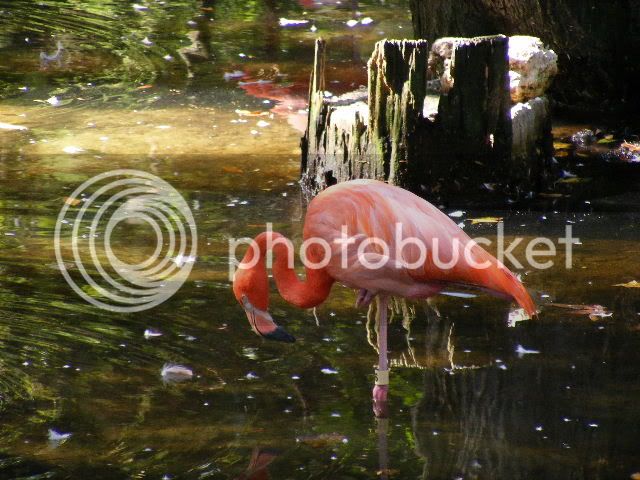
[0,0,639,478]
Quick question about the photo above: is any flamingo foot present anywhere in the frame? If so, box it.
[356,289,375,308]
[373,384,389,418]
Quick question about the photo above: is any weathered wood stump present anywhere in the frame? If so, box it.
[301,36,554,202]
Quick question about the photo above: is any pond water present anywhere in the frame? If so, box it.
[1,1,639,479]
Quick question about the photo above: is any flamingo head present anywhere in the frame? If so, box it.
[232,262,296,343]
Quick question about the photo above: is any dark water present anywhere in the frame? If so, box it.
[1,1,639,479]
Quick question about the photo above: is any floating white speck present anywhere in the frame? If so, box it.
[516,344,540,357]
[360,17,373,25]
[246,372,259,380]
[163,54,173,61]
[0,122,28,131]
[161,363,193,382]
[310,25,318,32]
[223,70,245,81]
[47,96,60,106]
[63,146,84,154]
[346,19,358,27]
[257,120,270,128]
[508,308,530,327]
[19,86,28,91]
[588,423,599,428]
[250,129,259,135]
[279,18,309,27]
[133,4,148,11]
[48,429,72,444]
[321,367,338,374]
[291,375,300,380]
[535,425,543,431]
[156,125,171,129]
[99,136,109,142]
[144,329,162,339]
[142,36,153,46]
[173,254,196,267]
[238,53,247,58]
[448,210,465,218]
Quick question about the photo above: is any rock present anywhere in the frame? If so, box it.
[508,36,558,103]
[511,97,551,163]
[571,129,596,147]
[602,142,640,163]
[430,36,557,103]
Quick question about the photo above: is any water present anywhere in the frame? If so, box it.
[1,1,639,478]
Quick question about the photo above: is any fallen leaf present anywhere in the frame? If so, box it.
[622,142,640,153]
[222,166,244,174]
[136,84,153,90]
[614,280,640,288]
[557,177,590,184]
[63,196,81,206]
[553,142,573,150]
[469,217,503,225]
[235,109,269,117]
[538,193,565,198]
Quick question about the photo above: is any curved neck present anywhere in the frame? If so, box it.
[255,232,334,309]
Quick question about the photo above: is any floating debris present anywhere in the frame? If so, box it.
[515,344,540,358]
[448,210,465,218]
[47,96,60,106]
[614,280,640,288]
[144,329,163,339]
[361,17,374,25]
[469,216,503,225]
[133,4,148,11]
[0,122,28,131]
[224,70,245,81]
[508,308,531,327]
[549,303,612,321]
[279,18,309,27]
[346,19,358,27]
[321,367,338,374]
[62,146,85,154]
[142,36,153,46]
[48,429,72,446]
[161,363,193,383]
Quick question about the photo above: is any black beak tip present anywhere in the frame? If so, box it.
[263,326,296,343]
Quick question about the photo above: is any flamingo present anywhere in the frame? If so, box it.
[232,179,537,417]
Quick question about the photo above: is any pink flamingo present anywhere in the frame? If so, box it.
[233,180,537,417]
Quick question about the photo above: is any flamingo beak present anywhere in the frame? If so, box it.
[241,296,296,343]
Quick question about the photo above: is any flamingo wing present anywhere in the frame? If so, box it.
[303,180,536,316]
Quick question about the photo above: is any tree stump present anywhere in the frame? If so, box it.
[301,36,554,201]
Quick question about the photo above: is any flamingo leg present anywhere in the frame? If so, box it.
[373,295,389,418]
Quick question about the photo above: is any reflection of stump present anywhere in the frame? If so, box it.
[301,36,554,201]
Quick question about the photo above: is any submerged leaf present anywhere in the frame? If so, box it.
[548,303,612,320]
[63,196,81,206]
[614,280,640,288]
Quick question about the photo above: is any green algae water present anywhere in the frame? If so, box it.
[0,1,639,478]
